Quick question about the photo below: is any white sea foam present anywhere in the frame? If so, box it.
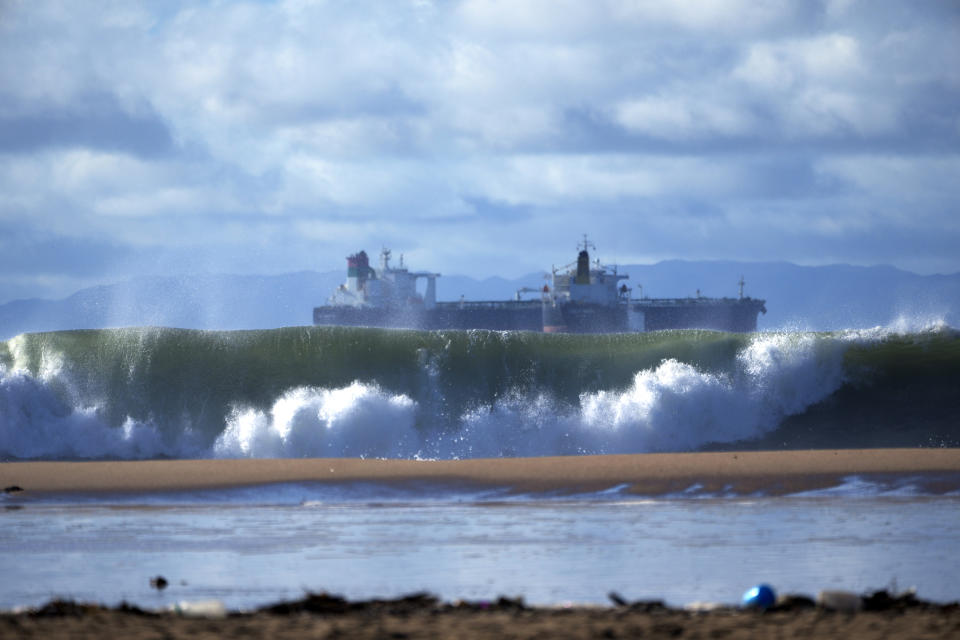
[449,332,849,456]
[790,475,960,499]
[213,382,419,458]
[0,364,203,459]
[885,313,951,335]
[0,330,882,460]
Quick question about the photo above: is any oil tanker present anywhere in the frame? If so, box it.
[313,239,766,333]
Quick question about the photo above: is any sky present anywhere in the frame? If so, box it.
[1,0,959,304]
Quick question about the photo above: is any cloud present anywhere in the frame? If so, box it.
[614,96,758,140]
[0,92,173,157]
[0,0,958,305]
[0,222,135,277]
[455,0,807,38]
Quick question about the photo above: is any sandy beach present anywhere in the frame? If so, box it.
[3,449,960,497]
[2,591,959,640]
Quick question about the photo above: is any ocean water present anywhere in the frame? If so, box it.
[1,324,959,610]
[2,323,958,459]
[2,480,959,610]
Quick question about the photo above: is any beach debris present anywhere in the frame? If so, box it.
[169,599,227,619]
[450,596,527,612]
[25,600,108,618]
[772,594,816,611]
[741,584,776,610]
[21,600,155,618]
[2,485,23,494]
[547,601,608,610]
[261,592,440,616]
[817,590,862,613]
[149,576,168,591]
[6,591,959,627]
[600,593,668,612]
[261,593,352,615]
[861,589,923,611]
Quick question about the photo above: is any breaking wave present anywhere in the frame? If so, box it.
[1,324,958,460]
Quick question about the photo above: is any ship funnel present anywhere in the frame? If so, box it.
[575,250,590,285]
[346,250,373,292]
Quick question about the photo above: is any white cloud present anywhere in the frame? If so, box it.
[786,88,899,137]
[817,155,960,212]
[457,0,800,38]
[824,0,860,20]
[732,33,910,137]
[733,33,867,90]
[614,96,757,140]
[0,0,959,303]
[459,154,749,207]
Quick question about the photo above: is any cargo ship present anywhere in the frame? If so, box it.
[313,239,766,333]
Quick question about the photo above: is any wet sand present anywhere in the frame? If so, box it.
[3,449,960,497]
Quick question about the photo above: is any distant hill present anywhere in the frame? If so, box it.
[0,272,343,339]
[618,261,960,331]
[1,262,957,339]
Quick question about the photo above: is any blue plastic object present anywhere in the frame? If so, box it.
[742,584,776,609]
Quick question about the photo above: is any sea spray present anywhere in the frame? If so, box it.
[430,333,849,456]
[1,325,958,460]
[0,364,204,459]
[214,383,418,458]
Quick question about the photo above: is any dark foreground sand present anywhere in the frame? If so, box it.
[3,448,960,497]
[2,592,959,640]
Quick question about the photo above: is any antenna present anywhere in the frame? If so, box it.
[579,233,596,253]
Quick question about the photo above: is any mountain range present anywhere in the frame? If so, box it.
[1,261,957,340]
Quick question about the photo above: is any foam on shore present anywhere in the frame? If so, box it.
[3,449,959,499]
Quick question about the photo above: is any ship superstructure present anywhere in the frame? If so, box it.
[313,240,766,333]
[542,236,632,332]
[328,249,439,310]
[314,249,443,329]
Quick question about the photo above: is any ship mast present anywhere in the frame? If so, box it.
[578,233,596,254]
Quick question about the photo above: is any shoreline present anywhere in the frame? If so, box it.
[3,449,960,497]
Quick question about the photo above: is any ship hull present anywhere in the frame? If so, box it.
[314,298,765,333]
[312,306,428,330]
[313,301,543,331]
[633,298,767,333]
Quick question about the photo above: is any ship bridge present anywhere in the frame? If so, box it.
[330,248,440,309]
[549,236,629,307]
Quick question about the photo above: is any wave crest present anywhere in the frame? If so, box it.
[214,383,418,458]
[2,326,957,460]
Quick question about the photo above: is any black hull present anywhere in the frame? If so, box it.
[430,302,542,331]
[314,297,765,333]
[633,298,767,333]
[313,301,543,332]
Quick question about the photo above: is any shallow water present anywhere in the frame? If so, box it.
[2,482,959,610]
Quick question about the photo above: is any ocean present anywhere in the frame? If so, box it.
[3,324,959,459]
[2,325,959,610]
